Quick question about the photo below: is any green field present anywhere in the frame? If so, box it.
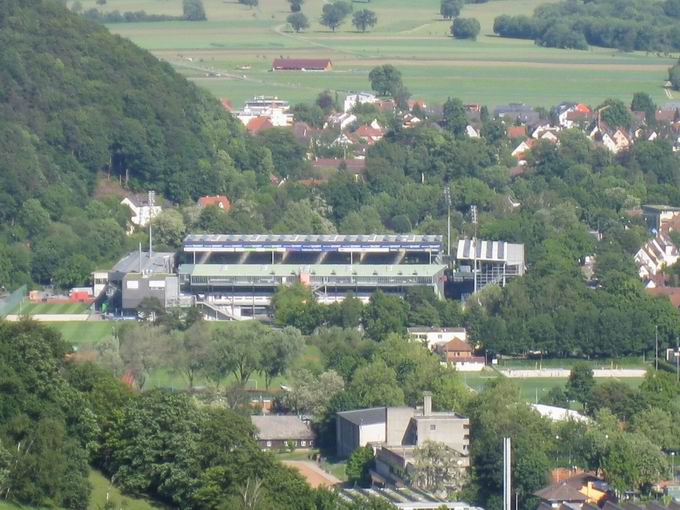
[47,321,118,347]
[78,0,679,108]
[11,301,91,315]
[462,370,644,403]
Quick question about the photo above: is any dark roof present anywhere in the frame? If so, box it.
[535,482,588,502]
[337,407,386,426]
[272,58,331,70]
[407,327,465,334]
[251,415,315,441]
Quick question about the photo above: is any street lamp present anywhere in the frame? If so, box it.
[671,452,676,481]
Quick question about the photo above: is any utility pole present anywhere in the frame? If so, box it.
[676,336,679,383]
[655,325,659,373]
[471,205,478,294]
[444,185,452,259]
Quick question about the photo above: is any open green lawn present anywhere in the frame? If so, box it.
[79,0,678,108]
[462,371,644,403]
[12,301,91,315]
[48,321,118,347]
[495,356,648,370]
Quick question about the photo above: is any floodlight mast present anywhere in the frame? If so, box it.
[471,205,478,294]
[444,186,452,259]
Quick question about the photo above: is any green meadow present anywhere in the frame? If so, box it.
[77,0,678,107]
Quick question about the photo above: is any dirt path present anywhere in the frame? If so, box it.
[283,461,341,488]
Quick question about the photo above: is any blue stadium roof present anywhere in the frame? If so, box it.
[183,234,443,253]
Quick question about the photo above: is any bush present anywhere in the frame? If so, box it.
[451,17,481,40]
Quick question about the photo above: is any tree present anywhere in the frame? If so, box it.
[597,99,633,129]
[150,209,186,248]
[53,254,93,289]
[320,2,351,32]
[119,324,170,389]
[284,369,345,417]
[346,446,374,487]
[259,327,304,388]
[440,0,462,20]
[410,441,468,498]
[670,61,680,91]
[362,290,409,340]
[631,92,656,125]
[442,97,468,136]
[210,322,267,386]
[601,431,668,494]
[183,0,206,20]
[566,362,595,409]
[287,12,309,32]
[349,359,405,407]
[352,9,377,32]
[168,321,212,391]
[368,64,403,96]
[288,0,304,12]
[17,198,51,239]
[451,18,481,40]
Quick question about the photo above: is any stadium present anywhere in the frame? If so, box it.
[178,234,446,319]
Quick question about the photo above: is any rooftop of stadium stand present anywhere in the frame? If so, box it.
[184,234,442,244]
[178,264,446,278]
[456,239,524,264]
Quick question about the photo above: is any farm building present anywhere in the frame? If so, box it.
[272,58,332,71]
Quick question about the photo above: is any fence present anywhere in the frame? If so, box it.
[0,285,28,317]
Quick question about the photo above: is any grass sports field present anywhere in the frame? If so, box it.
[11,301,90,315]
[79,0,678,108]
[462,370,644,403]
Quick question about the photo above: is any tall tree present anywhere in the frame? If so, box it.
[211,321,268,386]
[259,327,304,388]
[368,64,403,96]
[288,0,304,12]
[410,441,468,497]
[352,9,377,32]
[442,97,468,136]
[287,12,309,32]
[566,362,595,409]
[320,1,351,31]
[440,0,462,20]
[183,0,206,20]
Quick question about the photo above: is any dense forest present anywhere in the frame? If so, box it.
[494,0,680,51]
[0,0,269,290]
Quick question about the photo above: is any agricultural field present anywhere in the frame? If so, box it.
[79,0,678,108]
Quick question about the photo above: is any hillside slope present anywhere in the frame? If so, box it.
[0,0,258,207]
[0,0,271,288]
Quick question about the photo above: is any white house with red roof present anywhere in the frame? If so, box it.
[198,195,231,211]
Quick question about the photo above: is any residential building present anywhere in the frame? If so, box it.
[634,232,679,283]
[326,112,357,130]
[245,116,275,134]
[507,125,527,139]
[535,472,609,510]
[344,92,378,113]
[250,415,315,450]
[272,58,332,71]
[554,102,593,128]
[642,204,680,233]
[198,195,231,210]
[440,339,485,371]
[236,96,293,128]
[120,195,162,229]
[407,327,467,350]
[494,103,540,125]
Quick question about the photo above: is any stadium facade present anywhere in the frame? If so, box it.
[178,234,446,319]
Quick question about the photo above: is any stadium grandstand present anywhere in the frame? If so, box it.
[452,239,525,297]
[178,234,445,319]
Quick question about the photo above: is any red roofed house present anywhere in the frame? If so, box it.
[507,125,528,139]
[511,138,537,163]
[198,195,231,211]
[353,120,385,144]
[439,339,485,371]
[272,58,332,71]
[246,116,274,134]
